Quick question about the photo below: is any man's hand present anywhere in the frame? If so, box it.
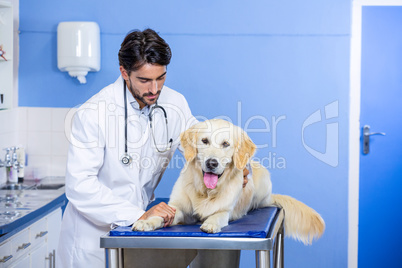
[138,202,176,227]
[243,168,249,188]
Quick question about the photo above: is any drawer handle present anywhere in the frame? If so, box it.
[17,242,31,251]
[36,231,48,238]
[0,255,13,263]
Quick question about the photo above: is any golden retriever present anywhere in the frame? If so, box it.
[133,119,325,245]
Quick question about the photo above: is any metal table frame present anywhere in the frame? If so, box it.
[100,209,284,268]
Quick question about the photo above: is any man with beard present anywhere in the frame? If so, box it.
[57,29,199,267]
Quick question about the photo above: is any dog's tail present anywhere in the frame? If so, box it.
[270,194,325,245]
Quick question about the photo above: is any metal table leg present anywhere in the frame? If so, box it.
[105,248,120,268]
[273,223,284,268]
[255,250,270,268]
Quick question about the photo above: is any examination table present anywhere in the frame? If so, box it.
[100,198,284,268]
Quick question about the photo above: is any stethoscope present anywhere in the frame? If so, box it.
[121,80,173,166]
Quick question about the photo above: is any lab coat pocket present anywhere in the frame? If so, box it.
[151,150,171,175]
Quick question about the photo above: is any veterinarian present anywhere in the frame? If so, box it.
[57,28,248,268]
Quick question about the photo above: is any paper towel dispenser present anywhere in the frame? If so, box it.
[57,21,100,84]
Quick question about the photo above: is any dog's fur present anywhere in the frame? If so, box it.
[133,119,325,245]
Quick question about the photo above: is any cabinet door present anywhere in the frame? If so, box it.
[30,217,48,250]
[0,241,13,267]
[9,254,30,268]
[46,208,62,254]
[29,242,47,268]
[10,229,30,261]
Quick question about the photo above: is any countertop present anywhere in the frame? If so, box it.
[0,177,67,243]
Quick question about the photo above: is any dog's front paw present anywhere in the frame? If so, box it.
[132,216,163,231]
[200,222,221,233]
[132,220,155,231]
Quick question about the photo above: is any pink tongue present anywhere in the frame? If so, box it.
[204,172,219,189]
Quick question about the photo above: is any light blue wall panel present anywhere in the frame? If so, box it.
[18,1,351,267]
[19,31,121,107]
[20,0,350,35]
[157,34,350,268]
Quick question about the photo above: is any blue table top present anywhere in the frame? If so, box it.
[110,199,279,239]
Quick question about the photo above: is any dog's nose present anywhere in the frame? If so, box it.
[206,158,219,170]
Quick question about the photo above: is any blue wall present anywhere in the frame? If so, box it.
[19,1,351,267]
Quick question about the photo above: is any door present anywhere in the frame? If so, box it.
[359,6,402,268]
[29,242,47,268]
[46,208,62,265]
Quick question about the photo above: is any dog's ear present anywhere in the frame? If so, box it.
[180,125,198,163]
[234,129,256,170]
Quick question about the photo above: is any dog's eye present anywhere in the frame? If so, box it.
[201,138,209,145]
[222,141,230,148]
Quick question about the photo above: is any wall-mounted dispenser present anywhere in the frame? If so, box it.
[57,21,100,84]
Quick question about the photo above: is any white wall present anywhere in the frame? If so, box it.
[0,107,71,184]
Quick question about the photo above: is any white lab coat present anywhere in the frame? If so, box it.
[56,76,196,267]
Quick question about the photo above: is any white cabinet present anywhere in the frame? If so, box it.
[46,208,61,258]
[0,208,62,268]
[0,240,12,266]
[9,229,30,263]
[30,217,47,250]
[29,242,47,268]
[0,1,13,110]
[8,254,29,268]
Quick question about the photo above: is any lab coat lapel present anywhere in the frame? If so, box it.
[112,76,143,183]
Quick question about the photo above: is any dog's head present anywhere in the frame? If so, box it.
[180,119,256,189]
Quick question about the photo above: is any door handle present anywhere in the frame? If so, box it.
[45,250,55,268]
[363,125,386,154]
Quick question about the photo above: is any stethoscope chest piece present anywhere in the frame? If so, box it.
[121,153,132,166]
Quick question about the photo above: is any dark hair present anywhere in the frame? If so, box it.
[118,28,172,73]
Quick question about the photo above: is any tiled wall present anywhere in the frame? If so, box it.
[0,107,73,184]
[0,108,19,159]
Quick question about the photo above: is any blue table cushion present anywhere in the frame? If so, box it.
[110,199,279,239]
